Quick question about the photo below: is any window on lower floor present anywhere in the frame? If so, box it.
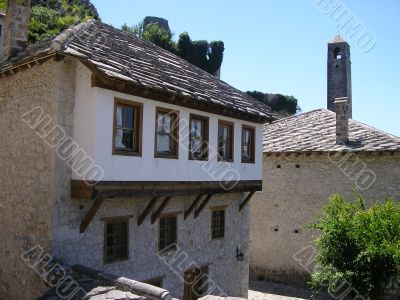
[159,215,177,252]
[104,219,128,263]
[211,209,225,239]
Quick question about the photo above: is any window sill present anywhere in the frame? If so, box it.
[217,158,234,163]
[155,153,179,159]
[103,257,129,265]
[158,245,177,256]
[113,150,142,157]
[189,156,208,161]
[241,160,255,164]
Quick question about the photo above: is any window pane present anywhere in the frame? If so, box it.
[125,107,134,129]
[116,106,123,127]
[191,120,203,138]
[243,129,250,144]
[219,141,227,159]
[122,129,134,150]
[242,145,249,159]
[159,216,177,251]
[105,221,128,262]
[212,210,225,239]
[157,134,171,153]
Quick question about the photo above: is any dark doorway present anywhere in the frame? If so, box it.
[183,266,209,300]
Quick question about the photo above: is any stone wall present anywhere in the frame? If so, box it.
[52,192,251,299]
[250,152,400,286]
[0,13,5,59]
[0,58,76,299]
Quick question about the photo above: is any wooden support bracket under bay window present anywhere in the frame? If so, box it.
[151,196,172,224]
[194,194,213,219]
[80,197,105,233]
[138,196,159,226]
[239,191,256,212]
[184,194,204,220]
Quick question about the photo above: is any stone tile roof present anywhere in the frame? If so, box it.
[38,264,172,300]
[0,20,274,123]
[263,109,400,153]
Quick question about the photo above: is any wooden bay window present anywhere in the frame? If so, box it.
[155,107,179,158]
[113,99,142,156]
[241,125,255,163]
[189,114,209,160]
[218,120,234,162]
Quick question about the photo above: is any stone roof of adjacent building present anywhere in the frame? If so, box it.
[0,20,274,122]
[38,264,172,300]
[263,109,400,153]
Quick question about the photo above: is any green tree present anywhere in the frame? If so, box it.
[0,0,100,43]
[142,22,177,54]
[308,194,400,299]
[122,21,224,76]
[246,91,301,116]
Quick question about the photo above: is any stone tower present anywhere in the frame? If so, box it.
[2,0,31,61]
[327,35,352,118]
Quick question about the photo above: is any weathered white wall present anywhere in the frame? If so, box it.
[52,193,251,299]
[250,152,400,286]
[72,63,263,182]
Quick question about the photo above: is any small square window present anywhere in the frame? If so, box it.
[189,114,209,160]
[218,120,234,162]
[155,107,179,158]
[241,125,255,163]
[211,209,225,239]
[113,99,142,156]
[159,215,177,252]
[104,219,128,264]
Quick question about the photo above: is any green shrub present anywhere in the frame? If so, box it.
[308,194,400,299]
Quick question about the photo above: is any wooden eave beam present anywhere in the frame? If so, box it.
[239,191,256,212]
[184,194,204,220]
[71,180,263,200]
[151,196,172,224]
[80,197,105,233]
[194,194,212,219]
[138,196,159,226]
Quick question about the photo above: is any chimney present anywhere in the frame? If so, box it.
[334,97,349,145]
[2,0,31,61]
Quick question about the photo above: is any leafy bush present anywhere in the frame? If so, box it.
[122,21,224,76]
[246,91,301,116]
[0,0,98,43]
[308,194,400,299]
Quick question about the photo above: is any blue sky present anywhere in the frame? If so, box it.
[92,0,400,136]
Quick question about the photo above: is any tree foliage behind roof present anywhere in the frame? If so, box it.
[122,20,224,76]
[28,0,99,43]
[0,0,99,43]
[246,91,301,116]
